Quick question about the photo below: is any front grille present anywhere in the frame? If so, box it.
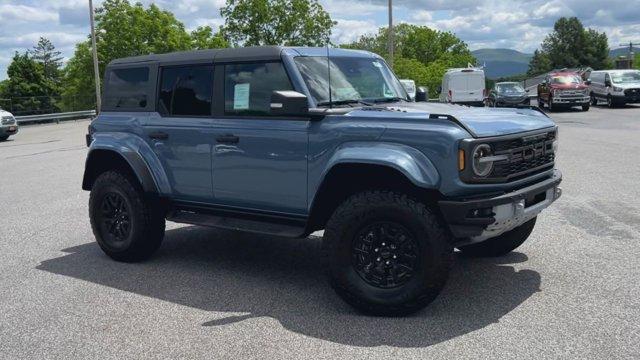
[557,90,586,98]
[624,88,640,96]
[490,131,556,181]
[1,116,15,125]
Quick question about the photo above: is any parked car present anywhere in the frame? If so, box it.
[439,68,486,106]
[487,82,531,107]
[589,69,640,107]
[0,108,18,141]
[399,79,417,100]
[82,47,562,316]
[537,71,590,111]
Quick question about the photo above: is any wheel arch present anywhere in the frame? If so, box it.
[82,149,158,194]
[307,161,443,233]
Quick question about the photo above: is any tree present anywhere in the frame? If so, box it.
[191,26,229,50]
[1,52,58,115]
[527,50,552,76]
[220,0,335,46]
[528,17,610,75]
[343,24,476,96]
[31,37,63,82]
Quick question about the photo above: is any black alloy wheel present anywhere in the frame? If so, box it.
[351,221,419,289]
[98,191,132,248]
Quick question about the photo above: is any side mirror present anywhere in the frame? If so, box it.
[525,89,530,93]
[585,80,592,85]
[270,91,309,117]
[415,87,429,102]
[604,80,612,87]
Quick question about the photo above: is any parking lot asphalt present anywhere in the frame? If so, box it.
[1,105,639,359]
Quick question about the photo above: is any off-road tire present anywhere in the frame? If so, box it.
[457,217,537,257]
[89,171,165,262]
[322,191,453,316]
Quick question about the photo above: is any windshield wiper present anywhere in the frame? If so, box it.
[371,97,408,104]
[316,99,374,107]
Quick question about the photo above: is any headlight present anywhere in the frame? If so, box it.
[613,86,623,92]
[472,144,494,177]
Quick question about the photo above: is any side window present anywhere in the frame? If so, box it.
[104,67,150,109]
[224,62,293,116]
[158,65,214,116]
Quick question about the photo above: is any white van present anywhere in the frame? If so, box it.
[399,79,417,100]
[588,69,640,107]
[439,68,486,106]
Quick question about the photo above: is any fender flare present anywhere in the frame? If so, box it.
[84,133,171,195]
[320,142,440,189]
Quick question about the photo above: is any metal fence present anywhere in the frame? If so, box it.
[0,95,96,117]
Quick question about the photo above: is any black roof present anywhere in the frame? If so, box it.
[108,46,286,66]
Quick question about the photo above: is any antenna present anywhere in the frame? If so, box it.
[326,43,333,109]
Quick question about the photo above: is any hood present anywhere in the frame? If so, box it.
[347,102,556,138]
[0,109,12,117]
[497,91,527,97]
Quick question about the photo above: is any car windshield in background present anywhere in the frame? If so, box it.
[497,83,525,93]
[294,56,406,106]
[551,75,582,84]
[612,71,640,83]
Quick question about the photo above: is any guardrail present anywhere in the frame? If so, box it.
[15,110,96,124]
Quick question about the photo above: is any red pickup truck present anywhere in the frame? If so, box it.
[537,71,590,111]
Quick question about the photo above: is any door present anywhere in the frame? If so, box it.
[142,64,216,202]
[211,62,309,215]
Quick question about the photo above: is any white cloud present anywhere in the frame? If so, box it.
[331,19,379,44]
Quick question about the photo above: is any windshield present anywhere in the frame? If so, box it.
[496,83,525,94]
[611,71,640,84]
[294,56,407,106]
[551,75,582,84]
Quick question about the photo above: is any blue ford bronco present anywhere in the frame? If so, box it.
[83,47,562,315]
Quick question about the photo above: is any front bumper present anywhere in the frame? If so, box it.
[0,125,18,136]
[552,96,589,105]
[439,170,562,243]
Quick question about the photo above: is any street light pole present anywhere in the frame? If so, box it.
[388,0,394,69]
[89,0,101,112]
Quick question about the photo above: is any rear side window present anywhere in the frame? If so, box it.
[104,67,150,109]
[158,65,214,116]
[224,62,293,116]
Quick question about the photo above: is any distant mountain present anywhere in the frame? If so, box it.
[609,47,636,58]
[472,48,533,79]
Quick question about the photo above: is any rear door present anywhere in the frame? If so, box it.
[451,71,484,103]
[210,61,309,215]
[142,63,216,202]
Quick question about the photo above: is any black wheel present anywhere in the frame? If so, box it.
[582,104,590,111]
[458,218,536,257]
[89,171,165,262]
[607,95,614,108]
[0,135,9,141]
[322,191,453,316]
[591,93,598,106]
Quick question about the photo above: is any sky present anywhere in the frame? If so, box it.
[0,0,639,80]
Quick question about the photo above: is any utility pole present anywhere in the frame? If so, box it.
[388,0,394,69]
[89,0,101,112]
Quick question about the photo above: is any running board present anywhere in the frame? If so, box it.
[167,205,308,238]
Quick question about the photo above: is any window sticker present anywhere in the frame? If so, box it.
[334,87,359,100]
[233,83,250,110]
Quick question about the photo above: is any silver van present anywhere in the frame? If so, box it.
[589,69,640,107]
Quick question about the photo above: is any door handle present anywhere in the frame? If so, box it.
[216,134,239,144]
[149,131,169,140]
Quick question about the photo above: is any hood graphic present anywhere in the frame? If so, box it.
[349,102,556,138]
